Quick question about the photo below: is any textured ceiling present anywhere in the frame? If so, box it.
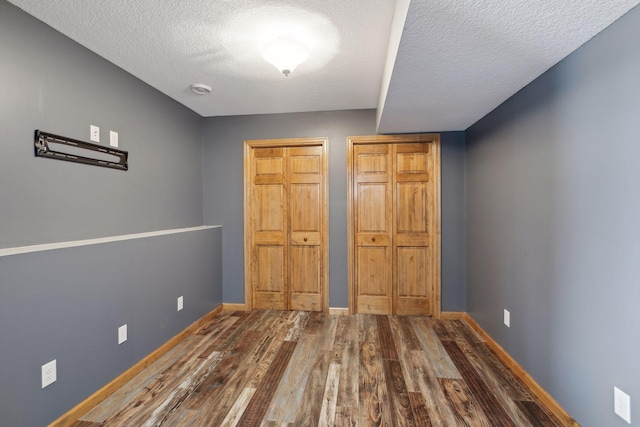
[7,0,640,132]
[378,0,640,132]
[7,0,396,117]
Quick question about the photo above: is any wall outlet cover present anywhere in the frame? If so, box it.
[614,386,631,423]
[41,359,57,389]
[118,324,127,345]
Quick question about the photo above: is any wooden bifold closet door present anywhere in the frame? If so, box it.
[244,138,328,313]
[348,134,441,317]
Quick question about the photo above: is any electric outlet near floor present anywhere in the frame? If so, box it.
[504,309,511,327]
[41,359,57,389]
[615,386,631,424]
[118,324,127,345]
[177,296,184,311]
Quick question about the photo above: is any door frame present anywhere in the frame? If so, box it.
[347,134,442,317]
[244,137,329,313]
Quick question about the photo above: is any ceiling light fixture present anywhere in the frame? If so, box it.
[262,36,309,76]
[191,83,212,95]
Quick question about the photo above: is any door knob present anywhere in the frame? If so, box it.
[371,237,376,242]
[304,237,308,242]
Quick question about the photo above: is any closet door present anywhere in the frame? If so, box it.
[249,147,288,310]
[245,138,328,313]
[288,146,323,311]
[393,143,432,316]
[348,135,441,317]
[353,144,393,314]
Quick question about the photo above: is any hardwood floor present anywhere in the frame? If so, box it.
[73,310,563,426]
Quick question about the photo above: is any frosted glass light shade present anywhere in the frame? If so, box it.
[262,36,309,76]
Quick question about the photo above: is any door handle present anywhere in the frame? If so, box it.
[303,237,308,242]
[371,237,376,242]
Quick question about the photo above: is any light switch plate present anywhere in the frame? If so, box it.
[504,309,510,327]
[110,130,118,148]
[177,296,184,311]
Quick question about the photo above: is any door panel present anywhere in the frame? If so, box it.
[288,146,323,311]
[290,246,320,293]
[353,144,392,314]
[290,153,320,174]
[254,245,286,310]
[290,184,319,231]
[255,246,285,292]
[253,185,285,231]
[357,247,389,296]
[396,152,427,174]
[397,182,428,233]
[396,246,430,315]
[290,146,322,179]
[356,183,389,232]
[250,147,288,310]
[255,156,284,176]
[393,143,432,316]
[290,246,321,311]
[357,153,388,174]
[356,247,391,314]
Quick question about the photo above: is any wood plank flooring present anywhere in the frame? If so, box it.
[74,310,563,427]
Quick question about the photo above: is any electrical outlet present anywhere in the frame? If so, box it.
[118,324,127,345]
[110,130,119,148]
[41,359,57,389]
[177,296,184,311]
[504,309,510,327]
[90,125,100,142]
[615,386,631,423]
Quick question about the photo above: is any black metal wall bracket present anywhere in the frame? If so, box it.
[34,130,128,171]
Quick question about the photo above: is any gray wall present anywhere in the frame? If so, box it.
[440,131,466,312]
[0,228,222,426]
[466,5,640,426]
[0,3,223,426]
[0,1,203,249]
[202,111,466,310]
